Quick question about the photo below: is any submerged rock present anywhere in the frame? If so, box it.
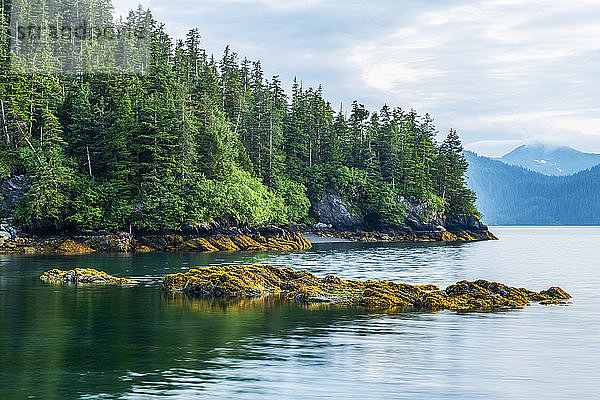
[40,268,136,285]
[161,265,571,311]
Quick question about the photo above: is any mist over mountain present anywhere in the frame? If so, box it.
[499,144,600,176]
[464,151,600,226]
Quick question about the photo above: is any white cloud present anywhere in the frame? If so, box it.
[465,140,524,157]
[123,0,600,155]
[347,0,600,153]
[216,0,322,11]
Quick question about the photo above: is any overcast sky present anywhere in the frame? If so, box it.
[115,0,600,156]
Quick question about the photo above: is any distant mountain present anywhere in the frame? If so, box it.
[499,144,600,176]
[464,151,600,225]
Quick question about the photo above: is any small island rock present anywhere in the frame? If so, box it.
[161,265,570,311]
[40,268,136,285]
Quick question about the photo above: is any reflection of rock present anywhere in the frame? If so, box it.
[162,265,571,311]
[40,268,136,284]
[164,293,290,314]
[314,193,363,231]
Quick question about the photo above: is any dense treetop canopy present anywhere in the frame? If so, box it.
[0,1,477,232]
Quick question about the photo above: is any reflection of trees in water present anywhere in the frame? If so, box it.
[165,292,419,315]
[2,282,368,399]
[1,251,434,399]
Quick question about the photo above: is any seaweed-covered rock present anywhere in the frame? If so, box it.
[0,238,95,255]
[0,231,311,255]
[313,229,496,243]
[57,239,95,255]
[40,268,136,285]
[161,265,571,311]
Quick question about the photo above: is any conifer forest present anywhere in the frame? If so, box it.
[0,0,477,232]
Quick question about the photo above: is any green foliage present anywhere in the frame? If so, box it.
[436,129,478,215]
[304,165,407,224]
[273,177,311,223]
[1,0,479,234]
[209,168,284,226]
[360,181,407,225]
[0,144,15,178]
[427,193,445,214]
[66,179,104,230]
[93,179,134,231]
[304,165,363,202]
[135,177,188,230]
[14,163,73,228]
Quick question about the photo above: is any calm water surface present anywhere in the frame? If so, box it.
[1,227,599,399]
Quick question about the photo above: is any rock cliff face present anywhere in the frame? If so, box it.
[311,193,495,242]
[0,218,19,240]
[313,193,363,231]
[0,175,29,215]
[0,175,28,240]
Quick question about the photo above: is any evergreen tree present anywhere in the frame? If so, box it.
[0,0,480,233]
[437,129,476,213]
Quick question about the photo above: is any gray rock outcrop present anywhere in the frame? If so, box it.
[314,193,363,231]
[0,175,30,215]
[0,218,19,239]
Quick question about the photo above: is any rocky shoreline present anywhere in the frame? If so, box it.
[307,193,498,243]
[0,224,496,255]
[309,228,497,243]
[0,227,312,255]
[0,215,497,255]
[1,175,497,255]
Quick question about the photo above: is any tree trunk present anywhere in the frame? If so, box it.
[86,145,93,177]
[1,99,8,145]
[20,130,42,165]
[309,139,312,168]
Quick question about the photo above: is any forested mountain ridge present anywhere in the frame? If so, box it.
[0,1,479,234]
[465,151,600,225]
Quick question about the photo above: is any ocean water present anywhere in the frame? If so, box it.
[1,227,598,399]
